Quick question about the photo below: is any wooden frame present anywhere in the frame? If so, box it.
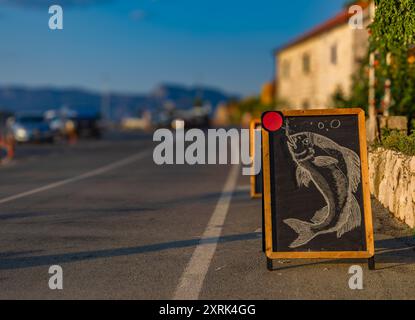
[250,119,262,199]
[262,108,375,260]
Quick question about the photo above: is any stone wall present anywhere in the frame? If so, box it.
[369,148,415,228]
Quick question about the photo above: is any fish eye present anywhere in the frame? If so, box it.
[302,138,309,146]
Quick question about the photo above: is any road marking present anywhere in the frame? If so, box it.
[0,150,150,205]
[236,185,250,192]
[174,164,240,300]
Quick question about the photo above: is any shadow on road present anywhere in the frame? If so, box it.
[372,236,415,270]
[0,232,261,271]
[154,189,252,208]
[265,236,415,271]
[1,233,414,271]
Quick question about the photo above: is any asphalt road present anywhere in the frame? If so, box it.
[0,131,414,299]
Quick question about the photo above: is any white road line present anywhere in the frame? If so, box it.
[0,150,150,205]
[174,164,240,300]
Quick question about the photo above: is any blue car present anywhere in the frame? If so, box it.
[7,113,54,143]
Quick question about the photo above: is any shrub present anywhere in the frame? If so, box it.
[375,129,415,156]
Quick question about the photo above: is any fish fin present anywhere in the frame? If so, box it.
[313,156,338,167]
[313,132,361,190]
[313,134,338,150]
[284,219,316,248]
[296,166,311,188]
[341,148,361,192]
[337,195,362,238]
[310,206,328,224]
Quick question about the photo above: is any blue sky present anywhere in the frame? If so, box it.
[0,0,347,96]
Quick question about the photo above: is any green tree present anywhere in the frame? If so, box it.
[235,97,271,122]
[331,54,378,114]
[333,0,415,130]
[370,0,415,127]
[226,96,285,125]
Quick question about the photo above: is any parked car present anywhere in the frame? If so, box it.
[153,105,212,129]
[7,113,54,143]
[70,110,103,139]
[44,108,78,140]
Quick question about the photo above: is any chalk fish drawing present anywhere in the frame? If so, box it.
[283,128,362,248]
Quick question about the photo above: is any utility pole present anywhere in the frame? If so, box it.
[383,53,392,117]
[367,0,378,142]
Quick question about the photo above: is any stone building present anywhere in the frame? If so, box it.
[275,1,371,109]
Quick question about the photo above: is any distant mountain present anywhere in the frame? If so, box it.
[150,84,236,109]
[0,84,237,120]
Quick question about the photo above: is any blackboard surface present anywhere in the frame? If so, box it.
[262,109,374,259]
[255,167,263,195]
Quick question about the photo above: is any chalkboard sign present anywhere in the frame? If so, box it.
[261,109,374,266]
[250,119,262,198]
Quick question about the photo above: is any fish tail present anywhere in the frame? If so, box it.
[284,219,316,248]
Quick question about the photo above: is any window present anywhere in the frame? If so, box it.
[282,60,290,78]
[302,53,310,74]
[331,44,338,65]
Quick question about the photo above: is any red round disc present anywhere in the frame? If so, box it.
[262,112,283,132]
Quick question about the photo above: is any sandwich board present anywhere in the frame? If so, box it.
[250,119,263,199]
[261,109,375,271]
[249,119,266,252]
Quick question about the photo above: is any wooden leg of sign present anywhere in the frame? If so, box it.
[267,258,273,271]
[368,256,376,270]
[261,200,265,253]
